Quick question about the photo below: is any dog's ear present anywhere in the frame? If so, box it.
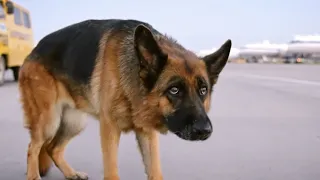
[202,39,232,86]
[134,24,168,90]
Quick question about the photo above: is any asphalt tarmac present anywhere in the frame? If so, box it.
[1,64,319,180]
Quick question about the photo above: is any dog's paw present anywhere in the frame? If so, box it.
[103,175,120,180]
[66,171,88,180]
[27,175,41,180]
[149,174,163,180]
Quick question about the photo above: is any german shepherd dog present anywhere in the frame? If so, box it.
[18,19,231,180]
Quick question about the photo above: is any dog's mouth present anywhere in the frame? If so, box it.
[163,118,211,141]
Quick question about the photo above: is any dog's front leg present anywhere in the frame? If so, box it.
[135,129,163,180]
[100,114,121,180]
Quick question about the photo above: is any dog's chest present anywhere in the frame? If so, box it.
[109,94,135,132]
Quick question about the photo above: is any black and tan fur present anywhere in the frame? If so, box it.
[18,19,232,180]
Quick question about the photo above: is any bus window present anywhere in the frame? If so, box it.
[22,11,30,28]
[0,4,5,18]
[14,6,22,25]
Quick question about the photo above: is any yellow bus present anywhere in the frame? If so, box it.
[0,0,34,86]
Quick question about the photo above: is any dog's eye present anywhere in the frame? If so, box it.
[199,87,207,96]
[169,86,179,95]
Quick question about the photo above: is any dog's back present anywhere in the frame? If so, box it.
[26,19,153,87]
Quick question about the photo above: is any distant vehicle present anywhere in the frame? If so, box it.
[239,48,280,63]
[0,0,34,86]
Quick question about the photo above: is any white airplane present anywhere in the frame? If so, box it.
[238,40,288,63]
[286,35,320,53]
[281,35,320,63]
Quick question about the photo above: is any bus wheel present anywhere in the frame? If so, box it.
[0,56,5,86]
[11,66,20,81]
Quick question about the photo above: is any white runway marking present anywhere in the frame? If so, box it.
[229,73,320,87]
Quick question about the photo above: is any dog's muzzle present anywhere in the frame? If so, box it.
[190,118,212,140]
[174,117,213,141]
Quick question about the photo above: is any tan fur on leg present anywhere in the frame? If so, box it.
[135,130,163,180]
[47,140,88,180]
[27,134,45,180]
[46,108,88,180]
[38,144,52,177]
[100,114,121,180]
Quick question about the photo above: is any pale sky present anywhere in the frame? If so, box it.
[15,0,319,52]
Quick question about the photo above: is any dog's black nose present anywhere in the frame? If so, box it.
[202,121,212,133]
[192,119,212,140]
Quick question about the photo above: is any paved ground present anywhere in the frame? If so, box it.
[1,64,320,180]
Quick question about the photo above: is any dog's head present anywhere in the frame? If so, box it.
[134,24,231,141]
